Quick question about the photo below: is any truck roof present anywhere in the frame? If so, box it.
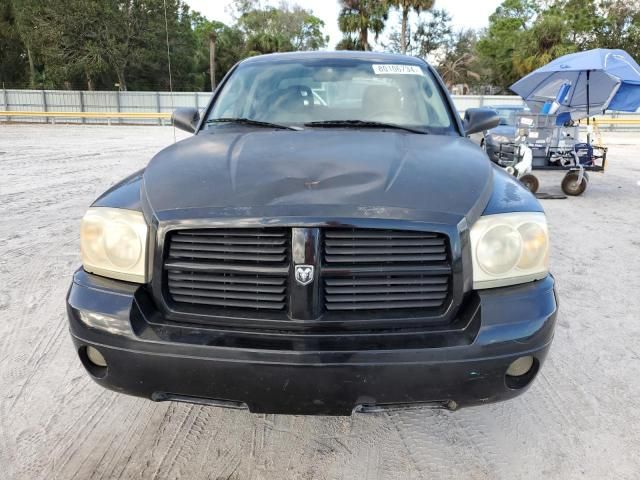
[240,50,427,66]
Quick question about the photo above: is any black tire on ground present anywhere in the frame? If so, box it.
[561,171,588,196]
[519,174,540,193]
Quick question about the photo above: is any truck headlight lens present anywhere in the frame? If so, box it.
[470,212,549,289]
[81,207,148,283]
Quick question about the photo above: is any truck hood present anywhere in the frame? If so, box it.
[487,125,517,140]
[143,129,493,223]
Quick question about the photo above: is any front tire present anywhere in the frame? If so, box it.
[561,171,588,196]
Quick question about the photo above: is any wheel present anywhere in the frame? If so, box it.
[561,171,588,196]
[519,174,539,193]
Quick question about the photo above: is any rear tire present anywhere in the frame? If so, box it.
[561,171,588,196]
[519,174,539,193]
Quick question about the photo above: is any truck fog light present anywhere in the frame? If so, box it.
[506,355,534,377]
[86,346,107,367]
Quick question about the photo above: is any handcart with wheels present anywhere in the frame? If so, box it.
[539,141,607,196]
[497,112,607,196]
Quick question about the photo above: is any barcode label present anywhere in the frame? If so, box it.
[372,64,425,76]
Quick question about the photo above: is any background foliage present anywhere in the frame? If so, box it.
[0,0,327,90]
[1,0,640,92]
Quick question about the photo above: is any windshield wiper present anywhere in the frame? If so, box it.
[206,117,300,131]
[304,120,427,134]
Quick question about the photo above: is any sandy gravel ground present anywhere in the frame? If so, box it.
[1,124,639,480]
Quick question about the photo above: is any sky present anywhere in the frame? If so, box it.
[185,0,503,49]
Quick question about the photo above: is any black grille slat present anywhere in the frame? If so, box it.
[323,228,451,314]
[325,238,443,247]
[325,284,448,294]
[165,228,289,312]
[172,295,286,310]
[324,254,447,263]
[176,229,286,237]
[168,249,286,263]
[325,231,439,239]
[171,243,286,254]
[325,246,445,255]
[168,280,285,294]
[168,272,285,285]
[171,288,285,302]
[325,276,448,286]
[164,261,289,275]
[326,300,444,311]
[172,236,286,245]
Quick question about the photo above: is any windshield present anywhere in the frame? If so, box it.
[494,108,523,126]
[206,58,456,134]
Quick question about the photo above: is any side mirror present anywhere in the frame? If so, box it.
[463,108,500,136]
[172,107,200,133]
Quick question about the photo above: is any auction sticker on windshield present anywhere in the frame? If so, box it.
[372,64,424,75]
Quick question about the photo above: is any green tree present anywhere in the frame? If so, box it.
[387,0,433,54]
[413,9,453,59]
[437,30,482,91]
[511,10,576,78]
[338,0,389,51]
[595,0,640,55]
[0,0,29,87]
[237,4,327,54]
[33,0,110,89]
[30,0,203,90]
[127,0,201,91]
[192,16,245,89]
[10,0,44,87]
[475,0,640,91]
[335,35,361,50]
[476,0,539,90]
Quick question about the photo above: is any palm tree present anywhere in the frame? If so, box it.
[338,0,389,51]
[439,52,480,90]
[388,0,434,54]
[438,31,482,90]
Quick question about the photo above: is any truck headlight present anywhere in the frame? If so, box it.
[470,212,549,289]
[81,207,149,283]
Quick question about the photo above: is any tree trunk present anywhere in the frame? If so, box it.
[26,45,36,88]
[209,32,217,91]
[116,69,127,91]
[360,27,368,51]
[83,68,92,91]
[401,8,409,54]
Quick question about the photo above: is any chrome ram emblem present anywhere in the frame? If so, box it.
[295,265,314,286]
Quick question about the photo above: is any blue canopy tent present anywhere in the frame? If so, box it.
[510,49,640,138]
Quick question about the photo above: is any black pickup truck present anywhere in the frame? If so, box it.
[67,51,557,415]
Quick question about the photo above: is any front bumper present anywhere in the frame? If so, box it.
[67,270,557,415]
[485,143,511,163]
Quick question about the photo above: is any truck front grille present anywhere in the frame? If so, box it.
[164,228,289,311]
[162,227,452,320]
[322,229,451,312]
